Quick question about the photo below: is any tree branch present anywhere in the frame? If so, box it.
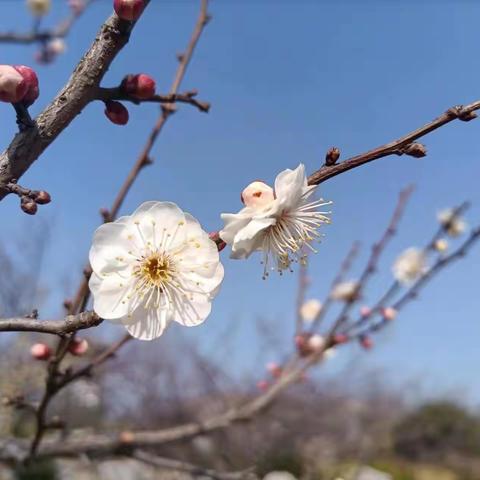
[307,101,480,186]
[0,2,151,199]
[0,311,101,335]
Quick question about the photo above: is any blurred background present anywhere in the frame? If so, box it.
[1,1,480,479]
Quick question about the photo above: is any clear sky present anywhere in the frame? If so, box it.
[1,0,480,402]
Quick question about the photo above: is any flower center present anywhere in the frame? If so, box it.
[137,253,172,286]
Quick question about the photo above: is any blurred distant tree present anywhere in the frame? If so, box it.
[393,401,480,461]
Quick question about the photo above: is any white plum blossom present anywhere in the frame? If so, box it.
[88,201,224,340]
[300,299,322,323]
[434,238,449,252]
[220,164,331,278]
[392,247,427,285]
[437,208,468,237]
[331,281,359,302]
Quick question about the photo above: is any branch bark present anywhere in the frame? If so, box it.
[0,2,151,199]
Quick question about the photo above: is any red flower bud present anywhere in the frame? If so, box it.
[266,362,282,378]
[113,0,146,21]
[104,100,129,125]
[31,343,51,360]
[120,73,156,99]
[13,66,39,106]
[21,196,37,215]
[68,338,89,356]
[0,65,28,103]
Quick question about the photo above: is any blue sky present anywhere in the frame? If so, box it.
[1,1,480,402]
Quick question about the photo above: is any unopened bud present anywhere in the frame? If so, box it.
[121,73,156,99]
[31,343,51,360]
[266,362,282,378]
[295,333,310,357]
[69,338,89,356]
[33,190,51,205]
[27,0,51,16]
[307,334,325,353]
[20,196,37,215]
[332,333,349,345]
[325,147,340,166]
[381,307,397,321]
[104,100,129,125]
[360,305,372,317]
[359,335,373,350]
[403,142,427,158]
[0,65,28,103]
[113,0,146,21]
[434,238,448,252]
[241,181,274,208]
[256,380,270,391]
[13,65,39,106]
[68,0,85,14]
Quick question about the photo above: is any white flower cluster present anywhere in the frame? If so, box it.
[89,164,331,340]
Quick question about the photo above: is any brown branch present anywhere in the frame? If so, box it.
[0,311,101,335]
[307,102,480,186]
[96,87,211,113]
[0,2,151,200]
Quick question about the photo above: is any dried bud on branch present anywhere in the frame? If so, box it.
[325,147,340,166]
[402,142,427,158]
[20,196,37,215]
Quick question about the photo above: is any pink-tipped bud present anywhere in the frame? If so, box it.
[359,335,373,350]
[266,362,282,378]
[256,380,270,392]
[104,100,129,125]
[332,333,349,345]
[121,73,156,99]
[68,338,89,356]
[31,343,51,360]
[13,66,39,106]
[0,65,28,103]
[113,0,145,21]
[381,307,397,321]
[360,305,372,317]
[240,181,274,209]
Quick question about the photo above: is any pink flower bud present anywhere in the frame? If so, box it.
[121,73,156,99]
[68,338,89,356]
[208,231,226,252]
[332,333,349,345]
[104,100,129,125]
[256,380,270,392]
[381,307,397,321]
[114,0,146,21]
[360,305,372,317]
[240,181,275,208]
[0,65,28,103]
[31,343,51,360]
[359,335,373,350]
[295,333,310,356]
[266,362,282,378]
[13,66,39,106]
